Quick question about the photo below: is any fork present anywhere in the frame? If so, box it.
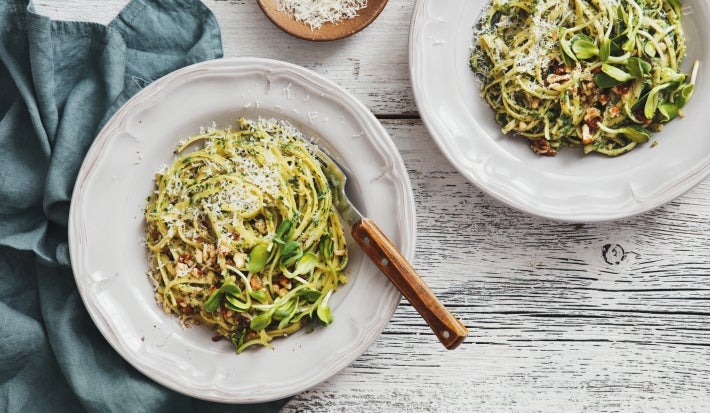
[315,147,469,350]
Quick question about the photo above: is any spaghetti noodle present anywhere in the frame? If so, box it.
[470,0,697,156]
[144,118,348,353]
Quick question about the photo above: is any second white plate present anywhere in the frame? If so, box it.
[410,0,710,222]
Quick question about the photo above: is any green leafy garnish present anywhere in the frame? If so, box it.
[273,219,292,245]
[224,294,250,312]
[292,252,318,276]
[571,34,598,60]
[250,311,273,331]
[601,64,634,82]
[280,240,303,267]
[247,244,269,273]
[202,289,223,313]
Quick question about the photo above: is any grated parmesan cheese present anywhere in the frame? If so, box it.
[276,0,368,30]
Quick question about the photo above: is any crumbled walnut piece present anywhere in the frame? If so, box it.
[598,92,610,106]
[530,138,558,156]
[178,252,191,264]
[216,243,230,257]
[275,275,292,291]
[253,218,267,235]
[613,83,631,95]
[175,262,190,278]
[546,73,571,85]
[584,107,603,130]
[233,252,246,268]
[634,109,652,125]
[550,59,567,75]
[581,81,596,96]
[581,124,594,144]
[250,275,263,290]
[609,105,621,118]
[203,244,217,266]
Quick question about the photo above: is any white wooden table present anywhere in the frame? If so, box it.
[37,1,710,411]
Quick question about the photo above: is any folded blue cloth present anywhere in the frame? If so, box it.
[0,1,287,411]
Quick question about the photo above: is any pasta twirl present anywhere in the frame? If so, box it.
[144,118,348,353]
[470,0,697,156]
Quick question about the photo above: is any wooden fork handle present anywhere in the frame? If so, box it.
[351,218,468,350]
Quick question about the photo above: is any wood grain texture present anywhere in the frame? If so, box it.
[32,0,416,116]
[32,1,710,411]
[283,120,710,412]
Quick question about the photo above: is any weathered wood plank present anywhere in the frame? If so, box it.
[33,0,418,115]
[282,119,709,412]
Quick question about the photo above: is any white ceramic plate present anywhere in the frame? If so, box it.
[68,57,415,403]
[410,0,710,222]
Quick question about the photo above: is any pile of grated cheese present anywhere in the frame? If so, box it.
[471,0,571,78]
[276,0,368,30]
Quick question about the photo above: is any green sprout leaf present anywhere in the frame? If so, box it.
[280,240,303,267]
[660,67,686,84]
[625,57,651,79]
[597,124,651,143]
[297,288,322,303]
[594,72,622,88]
[220,283,241,296]
[644,83,671,119]
[599,37,611,63]
[249,289,268,304]
[224,293,250,312]
[601,64,634,82]
[273,219,292,244]
[657,103,680,122]
[316,302,333,325]
[273,299,298,329]
[247,244,269,273]
[319,235,333,262]
[273,309,291,321]
[571,34,598,60]
[316,290,334,325]
[202,289,223,313]
[617,125,651,143]
[292,252,318,276]
[230,327,248,352]
[643,42,657,57]
[250,311,273,331]
[674,84,694,108]
[558,29,577,64]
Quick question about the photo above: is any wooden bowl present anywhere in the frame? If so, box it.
[256,0,389,41]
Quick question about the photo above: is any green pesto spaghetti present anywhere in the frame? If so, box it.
[144,118,348,353]
[470,0,698,156]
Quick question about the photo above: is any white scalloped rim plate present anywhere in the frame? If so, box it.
[68,57,415,403]
[410,0,710,222]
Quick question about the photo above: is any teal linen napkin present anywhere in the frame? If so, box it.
[0,1,288,411]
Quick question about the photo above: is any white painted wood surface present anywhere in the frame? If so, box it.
[35,1,710,411]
